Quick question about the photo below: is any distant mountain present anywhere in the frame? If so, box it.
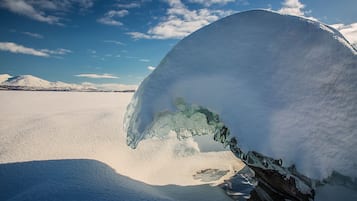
[5,75,53,88]
[0,74,12,84]
[0,74,137,92]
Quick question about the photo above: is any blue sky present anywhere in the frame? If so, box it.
[0,0,356,85]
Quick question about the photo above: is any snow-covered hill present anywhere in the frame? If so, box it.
[4,75,53,88]
[0,74,136,92]
[0,74,12,84]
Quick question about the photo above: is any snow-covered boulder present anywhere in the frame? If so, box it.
[124,10,357,181]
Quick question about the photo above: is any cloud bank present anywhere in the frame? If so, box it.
[0,42,48,57]
[188,0,235,7]
[97,9,129,26]
[75,74,119,79]
[0,0,94,25]
[0,42,72,57]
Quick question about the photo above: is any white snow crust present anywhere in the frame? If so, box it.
[124,10,357,180]
[0,91,243,201]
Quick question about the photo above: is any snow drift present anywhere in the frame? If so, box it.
[124,9,357,181]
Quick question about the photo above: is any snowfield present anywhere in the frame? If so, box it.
[0,91,243,201]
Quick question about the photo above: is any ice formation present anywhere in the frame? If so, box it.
[124,10,357,183]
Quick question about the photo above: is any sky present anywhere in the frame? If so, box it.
[0,0,356,85]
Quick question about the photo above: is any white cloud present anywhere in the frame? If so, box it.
[127,0,235,39]
[75,73,119,79]
[41,48,72,55]
[0,42,48,57]
[278,0,305,16]
[0,0,60,24]
[331,23,357,48]
[0,42,72,57]
[97,18,122,26]
[81,82,137,91]
[277,0,317,21]
[0,0,94,25]
[97,9,129,26]
[147,66,156,71]
[22,31,44,39]
[140,59,150,62]
[127,32,152,39]
[188,0,234,7]
[108,9,129,17]
[27,0,94,11]
[116,2,140,9]
[104,40,125,46]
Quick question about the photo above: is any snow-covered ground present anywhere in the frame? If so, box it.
[0,91,243,201]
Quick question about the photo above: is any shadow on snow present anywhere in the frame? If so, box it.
[0,159,229,201]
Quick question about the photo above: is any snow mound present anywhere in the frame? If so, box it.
[124,10,357,180]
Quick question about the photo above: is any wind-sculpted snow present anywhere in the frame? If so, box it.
[124,10,357,181]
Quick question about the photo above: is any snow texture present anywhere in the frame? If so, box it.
[124,10,357,180]
[0,91,242,201]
